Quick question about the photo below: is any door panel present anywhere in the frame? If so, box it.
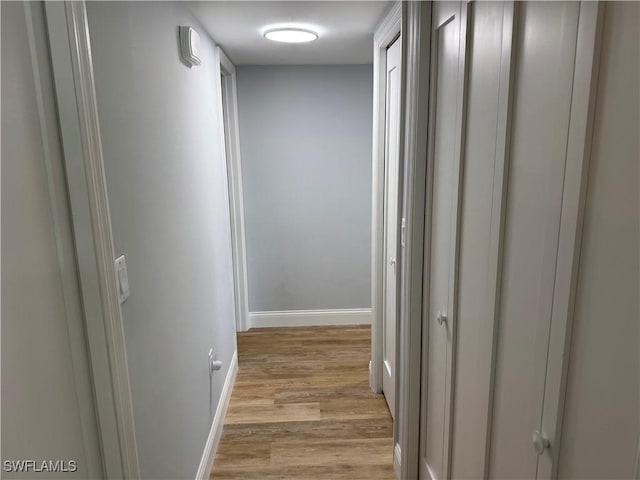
[382,35,402,417]
[450,2,507,478]
[489,2,579,478]
[420,3,463,479]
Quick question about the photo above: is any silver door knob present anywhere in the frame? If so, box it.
[436,311,447,326]
[532,430,550,455]
[389,257,396,267]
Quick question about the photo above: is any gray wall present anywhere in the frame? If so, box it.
[236,65,373,312]
[2,2,103,478]
[87,3,236,478]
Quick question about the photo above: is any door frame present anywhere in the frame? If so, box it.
[371,0,401,397]
[372,3,437,478]
[396,2,432,478]
[22,2,105,476]
[217,47,250,333]
[44,2,140,478]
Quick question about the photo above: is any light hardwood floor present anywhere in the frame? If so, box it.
[212,325,395,479]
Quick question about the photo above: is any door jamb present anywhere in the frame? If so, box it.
[371,0,402,396]
[44,2,140,478]
[217,47,250,333]
[397,2,432,479]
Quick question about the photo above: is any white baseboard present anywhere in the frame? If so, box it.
[248,308,372,329]
[393,442,401,479]
[195,351,238,480]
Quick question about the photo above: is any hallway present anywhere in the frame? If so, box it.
[212,326,395,479]
[4,2,639,478]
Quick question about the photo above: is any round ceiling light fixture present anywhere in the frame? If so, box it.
[264,28,318,43]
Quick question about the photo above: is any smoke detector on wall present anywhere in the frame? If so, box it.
[179,26,202,67]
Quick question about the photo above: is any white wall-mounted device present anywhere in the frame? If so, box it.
[179,26,201,67]
[115,254,130,304]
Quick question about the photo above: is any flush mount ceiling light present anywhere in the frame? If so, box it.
[264,28,318,43]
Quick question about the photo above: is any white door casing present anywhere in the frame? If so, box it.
[44,2,140,477]
[382,35,402,417]
[371,1,401,397]
[218,47,250,333]
[397,2,433,477]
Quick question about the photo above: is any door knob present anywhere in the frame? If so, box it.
[532,430,550,455]
[436,311,447,326]
[389,257,396,267]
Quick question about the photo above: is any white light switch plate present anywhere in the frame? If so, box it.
[115,254,130,304]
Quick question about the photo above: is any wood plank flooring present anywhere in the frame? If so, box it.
[212,325,395,479]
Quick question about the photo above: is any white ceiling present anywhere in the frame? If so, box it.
[188,1,392,65]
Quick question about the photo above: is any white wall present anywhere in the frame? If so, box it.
[1,2,103,477]
[86,3,237,478]
[236,65,373,312]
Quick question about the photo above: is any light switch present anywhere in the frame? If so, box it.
[115,254,130,304]
[401,218,406,248]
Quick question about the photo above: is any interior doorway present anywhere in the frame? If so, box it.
[219,48,250,334]
[382,34,402,417]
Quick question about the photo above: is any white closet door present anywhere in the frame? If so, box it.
[420,2,465,479]
[488,2,579,478]
[382,35,402,417]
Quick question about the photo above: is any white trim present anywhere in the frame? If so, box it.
[45,2,140,477]
[537,3,604,478]
[371,1,402,395]
[212,46,238,340]
[248,309,372,329]
[443,3,470,477]
[482,2,518,476]
[217,47,250,333]
[399,2,431,479]
[394,442,402,479]
[24,3,104,476]
[195,352,238,480]
[218,46,235,76]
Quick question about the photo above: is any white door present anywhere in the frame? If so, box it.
[489,3,579,477]
[382,35,402,417]
[420,2,464,479]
